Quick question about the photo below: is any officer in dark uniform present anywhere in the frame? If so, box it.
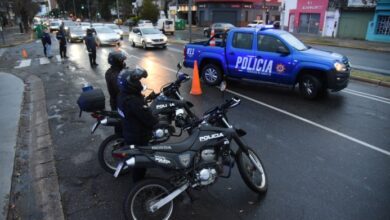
[117,67,158,181]
[84,28,98,67]
[56,23,68,58]
[105,51,126,111]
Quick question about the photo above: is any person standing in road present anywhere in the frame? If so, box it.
[84,28,98,67]
[34,22,47,56]
[56,23,68,58]
[42,29,52,58]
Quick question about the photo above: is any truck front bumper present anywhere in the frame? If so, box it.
[326,69,350,92]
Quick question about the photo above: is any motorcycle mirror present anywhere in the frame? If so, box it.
[177,62,183,70]
[219,80,227,92]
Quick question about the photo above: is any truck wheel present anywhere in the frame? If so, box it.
[299,74,322,99]
[142,41,147,50]
[201,63,223,86]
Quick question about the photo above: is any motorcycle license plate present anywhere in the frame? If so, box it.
[113,162,124,178]
[91,122,99,133]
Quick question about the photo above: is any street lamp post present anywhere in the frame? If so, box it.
[72,0,77,17]
[87,0,91,21]
[188,0,192,43]
[116,0,120,19]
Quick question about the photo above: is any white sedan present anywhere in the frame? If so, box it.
[129,27,167,49]
[105,24,124,39]
[94,26,120,46]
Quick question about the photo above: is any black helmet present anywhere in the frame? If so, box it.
[108,51,126,68]
[117,67,148,94]
[86,28,93,35]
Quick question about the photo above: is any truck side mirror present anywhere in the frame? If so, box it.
[277,46,289,55]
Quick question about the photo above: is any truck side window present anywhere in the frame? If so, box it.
[232,32,253,50]
[257,35,288,53]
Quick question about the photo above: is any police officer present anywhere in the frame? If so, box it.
[84,28,98,67]
[117,67,158,181]
[105,51,126,111]
[56,23,68,58]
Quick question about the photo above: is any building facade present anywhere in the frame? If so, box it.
[195,0,281,27]
[366,0,390,42]
[288,0,329,34]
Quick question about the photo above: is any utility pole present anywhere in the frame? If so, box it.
[72,0,77,17]
[116,0,120,19]
[262,0,266,24]
[87,0,91,21]
[188,0,192,43]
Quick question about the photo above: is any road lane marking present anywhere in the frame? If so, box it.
[56,55,62,62]
[14,59,31,69]
[127,54,390,157]
[344,88,390,102]
[0,48,6,58]
[342,90,390,105]
[225,89,390,157]
[39,57,50,65]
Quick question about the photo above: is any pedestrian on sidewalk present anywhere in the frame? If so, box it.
[42,29,52,58]
[56,23,68,58]
[84,28,98,67]
[34,22,47,56]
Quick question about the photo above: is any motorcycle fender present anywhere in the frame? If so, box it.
[235,128,247,137]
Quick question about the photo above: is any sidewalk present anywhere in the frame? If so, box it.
[0,26,34,48]
[294,33,390,52]
[0,72,24,220]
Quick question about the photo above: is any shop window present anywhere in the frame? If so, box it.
[376,15,390,35]
[232,32,253,50]
[257,35,288,53]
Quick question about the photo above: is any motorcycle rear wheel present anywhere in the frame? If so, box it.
[124,178,174,220]
[98,134,130,175]
[236,148,268,194]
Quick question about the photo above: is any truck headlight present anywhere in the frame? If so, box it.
[334,62,347,72]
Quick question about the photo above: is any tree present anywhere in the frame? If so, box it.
[120,0,133,19]
[139,0,159,23]
[13,0,39,31]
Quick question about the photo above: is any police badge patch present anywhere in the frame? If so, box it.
[276,63,286,74]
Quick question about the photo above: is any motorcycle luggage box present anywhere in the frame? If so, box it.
[77,89,105,112]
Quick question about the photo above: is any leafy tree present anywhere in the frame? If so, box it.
[120,0,133,19]
[139,0,159,23]
[13,0,39,31]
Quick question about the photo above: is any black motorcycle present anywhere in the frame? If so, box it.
[113,97,268,220]
[78,64,198,175]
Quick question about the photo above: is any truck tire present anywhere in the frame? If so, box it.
[201,63,223,86]
[299,74,322,99]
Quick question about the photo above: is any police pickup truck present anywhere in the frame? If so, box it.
[183,26,350,99]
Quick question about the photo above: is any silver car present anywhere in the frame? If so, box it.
[68,26,85,43]
[105,24,124,39]
[50,21,61,32]
[94,26,120,46]
[129,27,167,49]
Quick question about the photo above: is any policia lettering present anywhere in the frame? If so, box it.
[235,56,273,75]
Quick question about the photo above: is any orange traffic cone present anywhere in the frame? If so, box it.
[22,49,28,59]
[190,60,202,95]
[210,29,216,47]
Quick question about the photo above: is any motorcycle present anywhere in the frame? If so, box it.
[78,63,199,174]
[113,97,268,220]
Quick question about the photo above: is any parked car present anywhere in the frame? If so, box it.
[203,23,235,38]
[80,22,91,31]
[49,21,61,32]
[247,20,264,27]
[105,24,124,39]
[156,18,175,35]
[124,18,135,26]
[94,26,120,46]
[137,20,153,27]
[68,26,85,43]
[129,27,167,49]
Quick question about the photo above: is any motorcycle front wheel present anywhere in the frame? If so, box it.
[124,178,174,220]
[236,148,268,194]
[98,134,130,175]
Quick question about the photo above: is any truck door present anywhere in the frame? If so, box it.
[254,34,294,83]
[226,32,256,79]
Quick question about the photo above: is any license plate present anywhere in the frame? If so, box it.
[113,162,124,178]
[91,122,99,133]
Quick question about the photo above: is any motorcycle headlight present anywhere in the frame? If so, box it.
[334,62,347,72]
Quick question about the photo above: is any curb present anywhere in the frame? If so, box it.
[303,40,390,53]
[0,33,35,48]
[350,75,390,88]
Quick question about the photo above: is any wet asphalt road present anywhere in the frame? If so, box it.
[2,36,390,220]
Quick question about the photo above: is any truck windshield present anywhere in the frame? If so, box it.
[280,33,308,51]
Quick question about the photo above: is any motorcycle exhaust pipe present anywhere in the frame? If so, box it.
[125,155,155,168]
